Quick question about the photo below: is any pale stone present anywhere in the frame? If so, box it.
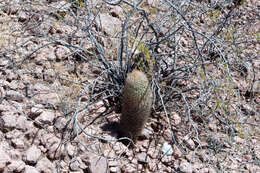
[96,13,121,36]
[11,138,25,149]
[5,90,24,102]
[25,145,41,164]
[0,147,10,171]
[6,160,26,172]
[35,111,55,125]
[179,159,192,173]
[36,157,55,173]
[137,152,150,164]
[24,165,39,173]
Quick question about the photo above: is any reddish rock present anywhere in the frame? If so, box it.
[161,155,173,165]
[112,142,128,155]
[185,151,194,162]
[244,154,252,161]
[147,147,159,159]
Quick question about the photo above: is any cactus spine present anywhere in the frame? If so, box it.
[119,70,152,143]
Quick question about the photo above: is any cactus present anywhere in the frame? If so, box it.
[119,70,153,143]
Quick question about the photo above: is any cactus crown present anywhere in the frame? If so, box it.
[124,70,149,97]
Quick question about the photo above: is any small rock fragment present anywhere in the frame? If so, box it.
[173,145,182,159]
[208,122,217,132]
[24,145,41,164]
[1,112,17,131]
[55,46,70,60]
[16,116,31,131]
[47,51,56,61]
[70,157,87,171]
[179,159,192,173]
[0,147,11,171]
[96,14,121,36]
[36,157,55,173]
[183,135,195,150]
[6,160,26,172]
[162,142,173,156]
[67,144,76,157]
[5,90,24,102]
[18,11,27,22]
[234,136,245,144]
[9,149,22,160]
[5,129,23,139]
[0,87,5,98]
[47,142,64,160]
[87,152,109,173]
[3,4,19,15]
[11,138,25,149]
[40,133,59,149]
[0,59,9,66]
[54,116,67,131]
[24,165,39,173]
[137,153,150,164]
[172,112,181,125]
[29,104,44,119]
[35,110,55,125]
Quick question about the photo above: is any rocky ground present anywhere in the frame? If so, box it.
[0,0,259,173]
